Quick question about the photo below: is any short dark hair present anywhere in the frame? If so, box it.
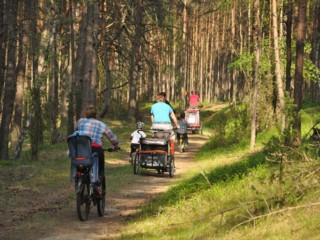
[180,112,185,118]
[159,92,166,98]
[84,105,97,118]
[156,94,165,102]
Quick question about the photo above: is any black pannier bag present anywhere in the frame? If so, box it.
[141,138,168,151]
[67,131,96,166]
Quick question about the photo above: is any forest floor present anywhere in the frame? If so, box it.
[1,133,209,240]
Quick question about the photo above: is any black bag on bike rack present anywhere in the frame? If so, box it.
[67,131,96,166]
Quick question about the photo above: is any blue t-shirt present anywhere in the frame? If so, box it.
[151,102,173,123]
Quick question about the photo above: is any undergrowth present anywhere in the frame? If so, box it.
[119,102,320,240]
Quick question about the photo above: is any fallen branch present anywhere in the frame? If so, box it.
[198,165,212,187]
[98,82,129,96]
[230,201,320,232]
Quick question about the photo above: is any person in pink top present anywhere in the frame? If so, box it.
[189,90,201,108]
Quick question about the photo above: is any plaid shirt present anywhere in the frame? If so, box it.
[76,118,119,147]
[177,119,188,134]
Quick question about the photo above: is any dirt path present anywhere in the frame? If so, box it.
[41,134,208,240]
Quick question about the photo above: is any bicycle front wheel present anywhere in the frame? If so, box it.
[76,181,91,221]
[179,140,183,153]
[133,153,140,175]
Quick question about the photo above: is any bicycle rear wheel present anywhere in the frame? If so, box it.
[169,155,175,177]
[76,181,91,221]
[97,194,105,217]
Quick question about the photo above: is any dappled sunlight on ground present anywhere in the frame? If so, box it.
[37,133,209,240]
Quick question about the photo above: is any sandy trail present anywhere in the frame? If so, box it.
[42,134,208,240]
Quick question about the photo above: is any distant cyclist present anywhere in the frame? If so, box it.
[189,90,202,108]
[76,105,120,195]
[130,122,147,158]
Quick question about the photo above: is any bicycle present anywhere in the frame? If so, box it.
[177,132,187,153]
[75,164,105,221]
[68,132,118,221]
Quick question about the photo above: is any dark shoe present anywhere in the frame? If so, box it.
[92,183,102,197]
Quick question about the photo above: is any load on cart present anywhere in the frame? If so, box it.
[132,130,175,177]
[185,108,202,134]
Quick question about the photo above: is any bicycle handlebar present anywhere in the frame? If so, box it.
[107,146,120,152]
[150,127,179,132]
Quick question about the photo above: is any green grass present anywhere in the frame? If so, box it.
[117,102,320,239]
[2,102,320,239]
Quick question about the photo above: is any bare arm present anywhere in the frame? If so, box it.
[170,112,179,128]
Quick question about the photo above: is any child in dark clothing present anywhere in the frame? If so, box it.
[177,112,189,145]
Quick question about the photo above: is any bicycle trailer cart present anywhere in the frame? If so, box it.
[133,135,175,177]
[185,108,202,134]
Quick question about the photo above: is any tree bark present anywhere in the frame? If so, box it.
[310,1,320,102]
[271,0,286,132]
[250,0,261,150]
[128,0,143,121]
[29,0,44,158]
[293,0,307,141]
[285,0,293,95]
[67,1,76,134]
[0,0,6,102]
[74,4,87,119]
[0,0,19,159]
[81,3,96,111]
[12,0,31,146]
[49,17,59,144]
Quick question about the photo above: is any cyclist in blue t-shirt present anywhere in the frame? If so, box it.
[151,93,179,140]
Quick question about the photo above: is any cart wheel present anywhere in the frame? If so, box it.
[169,156,175,177]
[133,153,140,175]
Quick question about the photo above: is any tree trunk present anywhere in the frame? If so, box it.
[310,1,320,102]
[0,0,19,159]
[293,0,307,141]
[271,0,286,132]
[181,0,187,108]
[12,0,31,146]
[49,19,59,144]
[29,0,44,158]
[128,0,143,121]
[0,0,6,102]
[74,5,87,119]
[81,3,96,111]
[231,2,237,105]
[67,1,76,134]
[285,0,293,95]
[250,0,261,150]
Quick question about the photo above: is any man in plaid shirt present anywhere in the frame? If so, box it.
[76,105,120,196]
